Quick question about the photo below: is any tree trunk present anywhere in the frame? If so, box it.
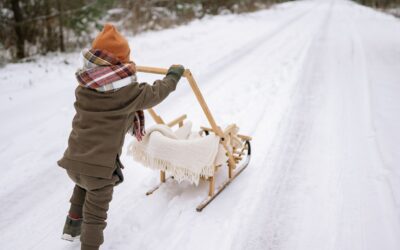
[11,0,25,59]
[44,0,55,52]
[56,0,65,52]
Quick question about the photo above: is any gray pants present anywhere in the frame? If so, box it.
[67,168,122,250]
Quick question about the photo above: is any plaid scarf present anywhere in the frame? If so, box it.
[76,49,145,141]
[76,49,137,91]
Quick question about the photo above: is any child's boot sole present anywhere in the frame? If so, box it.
[61,233,80,242]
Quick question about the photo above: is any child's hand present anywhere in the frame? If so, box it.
[166,65,185,82]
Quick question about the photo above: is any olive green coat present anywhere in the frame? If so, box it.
[58,75,178,178]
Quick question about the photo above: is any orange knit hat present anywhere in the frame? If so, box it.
[92,23,131,63]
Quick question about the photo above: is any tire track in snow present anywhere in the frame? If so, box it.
[196,3,318,84]
[230,2,335,249]
[347,0,400,226]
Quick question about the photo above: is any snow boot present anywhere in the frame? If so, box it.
[61,216,82,241]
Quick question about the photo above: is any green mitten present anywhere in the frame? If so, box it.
[166,65,185,82]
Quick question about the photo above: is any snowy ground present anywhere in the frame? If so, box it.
[0,0,399,249]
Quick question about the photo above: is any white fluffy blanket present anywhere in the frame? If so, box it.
[127,122,227,185]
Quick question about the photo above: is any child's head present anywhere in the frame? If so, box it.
[92,24,131,63]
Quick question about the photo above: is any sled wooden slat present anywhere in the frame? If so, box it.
[160,171,166,183]
[146,176,173,195]
[167,114,187,127]
[196,155,250,212]
[209,176,215,196]
[148,108,164,124]
[237,134,253,141]
[200,126,253,141]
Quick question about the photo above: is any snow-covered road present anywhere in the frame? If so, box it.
[0,0,399,249]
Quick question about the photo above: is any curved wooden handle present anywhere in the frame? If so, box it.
[136,65,168,75]
[136,65,190,77]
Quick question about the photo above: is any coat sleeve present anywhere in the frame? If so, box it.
[134,75,178,110]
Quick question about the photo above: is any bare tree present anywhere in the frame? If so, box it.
[11,0,25,59]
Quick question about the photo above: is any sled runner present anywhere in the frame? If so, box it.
[135,66,252,212]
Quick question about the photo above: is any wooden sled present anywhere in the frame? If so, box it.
[136,66,252,212]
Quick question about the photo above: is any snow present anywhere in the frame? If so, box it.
[0,0,399,249]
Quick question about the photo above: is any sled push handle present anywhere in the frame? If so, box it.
[136,65,236,168]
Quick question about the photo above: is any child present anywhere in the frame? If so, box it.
[58,23,184,250]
